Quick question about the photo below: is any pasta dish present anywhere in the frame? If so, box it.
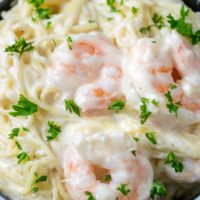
[0,0,200,199]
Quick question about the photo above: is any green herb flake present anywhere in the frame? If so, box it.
[33,172,47,184]
[133,137,140,142]
[16,141,22,150]
[170,83,177,89]
[117,184,131,196]
[151,99,159,107]
[131,150,136,156]
[46,121,61,141]
[9,128,20,140]
[140,98,152,124]
[164,91,181,117]
[9,95,38,117]
[106,0,120,12]
[85,191,96,200]
[145,132,157,145]
[167,5,200,45]
[36,7,51,19]
[67,36,73,50]
[17,152,29,164]
[103,174,112,183]
[150,181,167,199]
[108,100,126,112]
[32,187,39,193]
[164,151,184,173]
[65,99,81,117]
[46,21,52,29]
[22,127,30,132]
[152,13,164,29]
[131,6,139,15]
[140,13,164,34]
[5,38,34,57]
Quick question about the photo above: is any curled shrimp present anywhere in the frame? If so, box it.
[163,158,200,183]
[47,33,123,111]
[63,131,153,200]
[125,31,200,124]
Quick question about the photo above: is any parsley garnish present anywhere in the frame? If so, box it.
[85,191,96,200]
[65,99,81,117]
[9,128,20,140]
[165,151,184,173]
[116,184,131,196]
[103,175,112,183]
[131,150,136,156]
[27,0,52,20]
[145,132,157,145]
[32,172,47,193]
[131,7,139,15]
[9,95,38,117]
[67,36,73,50]
[133,137,140,142]
[32,187,39,193]
[151,99,159,107]
[108,100,125,112]
[150,181,167,199]
[165,91,181,117]
[16,141,22,150]
[167,5,200,45]
[5,38,34,58]
[140,98,152,124]
[46,121,61,141]
[22,127,30,132]
[36,7,51,19]
[106,0,120,12]
[17,152,30,164]
[140,13,164,34]
[33,172,47,184]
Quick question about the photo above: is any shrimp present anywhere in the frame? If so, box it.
[47,33,123,111]
[63,131,153,200]
[125,31,200,124]
[163,158,200,183]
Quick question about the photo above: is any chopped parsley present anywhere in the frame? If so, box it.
[67,36,73,50]
[151,99,159,107]
[9,128,20,140]
[17,152,30,164]
[140,13,164,34]
[165,91,181,117]
[65,99,81,117]
[103,174,112,183]
[145,132,157,145]
[131,6,139,15]
[32,187,39,193]
[16,141,22,150]
[167,5,200,45]
[5,38,34,58]
[165,151,184,173]
[140,98,152,124]
[170,83,177,89]
[85,191,96,200]
[27,0,52,20]
[9,95,38,117]
[106,0,120,12]
[150,181,167,199]
[131,150,136,156]
[116,184,131,196]
[22,127,30,132]
[46,121,61,141]
[35,7,51,19]
[32,172,47,193]
[33,172,47,184]
[46,21,52,29]
[133,136,140,142]
[108,100,126,112]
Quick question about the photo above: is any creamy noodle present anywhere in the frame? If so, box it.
[0,0,200,199]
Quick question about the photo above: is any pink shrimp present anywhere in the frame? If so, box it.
[63,131,153,200]
[125,31,200,124]
[47,33,123,111]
